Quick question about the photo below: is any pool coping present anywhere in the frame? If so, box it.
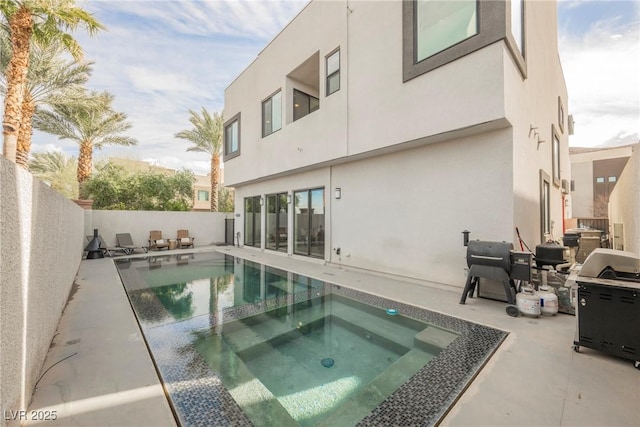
[116,251,508,426]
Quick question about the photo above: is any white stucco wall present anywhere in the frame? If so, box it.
[1,157,84,425]
[233,129,514,288]
[89,210,232,248]
[224,0,507,187]
[608,144,640,255]
[570,161,593,218]
[506,0,569,246]
[225,0,568,287]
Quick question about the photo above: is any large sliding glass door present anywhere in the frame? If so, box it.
[244,196,261,247]
[294,188,325,258]
[266,193,288,252]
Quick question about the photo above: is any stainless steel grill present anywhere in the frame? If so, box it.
[572,248,640,369]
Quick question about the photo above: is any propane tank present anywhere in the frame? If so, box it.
[516,286,541,317]
[538,285,559,316]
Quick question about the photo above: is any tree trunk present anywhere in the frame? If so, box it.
[210,154,220,212]
[77,140,93,198]
[16,91,35,169]
[2,7,32,163]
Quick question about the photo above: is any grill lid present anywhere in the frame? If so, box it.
[578,248,640,282]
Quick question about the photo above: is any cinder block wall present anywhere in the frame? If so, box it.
[1,157,84,426]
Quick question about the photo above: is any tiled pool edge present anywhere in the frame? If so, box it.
[117,256,508,426]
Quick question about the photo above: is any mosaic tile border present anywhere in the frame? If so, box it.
[117,252,508,426]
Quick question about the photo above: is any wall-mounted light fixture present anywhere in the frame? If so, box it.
[287,194,292,204]
[335,188,341,199]
[259,197,264,206]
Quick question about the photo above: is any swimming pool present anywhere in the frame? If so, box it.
[115,251,507,426]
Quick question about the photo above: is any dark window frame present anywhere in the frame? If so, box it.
[540,170,551,242]
[326,48,340,96]
[552,125,561,187]
[293,187,325,259]
[223,113,241,161]
[402,0,527,82]
[558,96,565,133]
[266,192,289,253]
[244,196,262,248]
[293,89,320,122]
[262,89,282,138]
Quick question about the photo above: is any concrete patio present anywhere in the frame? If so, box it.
[26,246,640,426]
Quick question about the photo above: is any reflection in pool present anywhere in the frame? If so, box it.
[115,251,507,426]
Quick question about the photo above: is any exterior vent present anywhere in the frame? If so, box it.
[561,179,570,194]
[568,114,575,135]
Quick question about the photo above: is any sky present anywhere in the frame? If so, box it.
[23,0,640,176]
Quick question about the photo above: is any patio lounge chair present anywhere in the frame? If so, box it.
[116,233,148,254]
[85,235,130,257]
[149,230,170,251]
[177,229,195,249]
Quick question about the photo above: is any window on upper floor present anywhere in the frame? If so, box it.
[415,0,478,63]
[403,1,526,82]
[223,113,240,161]
[552,126,561,187]
[558,96,565,133]
[293,89,319,122]
[262,90,282,137]
[197,190,209,201]
[510,0,524,56]
[326,49,340,96]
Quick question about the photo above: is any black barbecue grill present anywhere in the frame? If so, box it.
[459,240,533,316]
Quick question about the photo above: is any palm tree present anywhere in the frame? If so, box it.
[29,150,78,198]
[175,108,223,211]
[32,90,137,197]
[1,29,93,168]
[1,0,102,163]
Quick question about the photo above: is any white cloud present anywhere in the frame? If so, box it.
[559,15,640,147]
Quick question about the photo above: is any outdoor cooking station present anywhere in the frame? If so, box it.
[572,248,640,369]
[459,240,533,315]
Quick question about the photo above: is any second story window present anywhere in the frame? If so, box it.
[415,0,478,62]
[223,113,240,160]
[293,89,319,121]
[262,90,282,137]
[326,49,340,96]
[197,190,209,201]
[552,126,561,187]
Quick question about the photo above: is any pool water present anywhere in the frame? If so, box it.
[115,251,507,426]
[195,294,444,426]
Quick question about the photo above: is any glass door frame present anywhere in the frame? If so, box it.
[266,192,289,253]
[244,195,261,247]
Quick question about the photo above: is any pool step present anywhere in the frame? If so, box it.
[316,348,435,427]
[222,301,327,353]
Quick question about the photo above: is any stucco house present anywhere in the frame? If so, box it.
[223,0,570,288]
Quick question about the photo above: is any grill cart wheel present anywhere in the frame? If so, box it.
[505,305,520,317]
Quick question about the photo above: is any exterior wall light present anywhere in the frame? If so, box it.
[287,194,292,204]
[260,197,264,205]
[335,188,341,199]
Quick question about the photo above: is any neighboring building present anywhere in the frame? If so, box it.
[193,173,212,211]
[192,169,229,212]
[223,0,570,287]
[569,144,634,218]
[608,143,640,254]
